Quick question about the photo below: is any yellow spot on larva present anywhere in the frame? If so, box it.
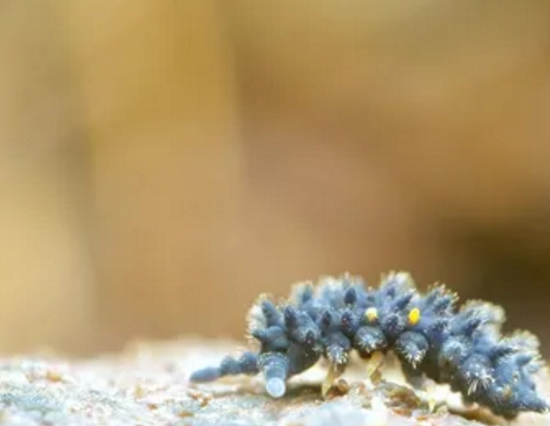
[365,308,378,322]
[408,308,421,326]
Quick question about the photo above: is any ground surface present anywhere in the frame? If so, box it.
[0,340,547,426]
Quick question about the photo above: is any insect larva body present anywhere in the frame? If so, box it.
[190,272,548,419]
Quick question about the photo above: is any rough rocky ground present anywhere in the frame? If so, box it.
[0,340,547,426]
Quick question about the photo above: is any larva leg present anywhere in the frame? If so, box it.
[402,365,439,413]
[424,380,438,413]
[401,362,427,390]
[322,340,350,396]
[322,364,345,397]
[365,351,385,385]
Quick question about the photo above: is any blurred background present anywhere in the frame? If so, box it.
[1,0,550,356]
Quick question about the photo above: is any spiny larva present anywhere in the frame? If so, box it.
[189,272,548,419]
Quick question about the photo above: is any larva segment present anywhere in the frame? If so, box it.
[289,280,314,306]
[394,331,429,368]
[189,352,259,383]
[246,294,276,337]
[353,326,387,355]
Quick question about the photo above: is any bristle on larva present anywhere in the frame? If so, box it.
[189,272,548,419]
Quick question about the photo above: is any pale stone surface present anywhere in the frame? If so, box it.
[0,340,547,426]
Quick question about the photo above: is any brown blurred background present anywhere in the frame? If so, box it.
[1,0,550,356]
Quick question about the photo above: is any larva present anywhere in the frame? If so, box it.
[189,272,548,419]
